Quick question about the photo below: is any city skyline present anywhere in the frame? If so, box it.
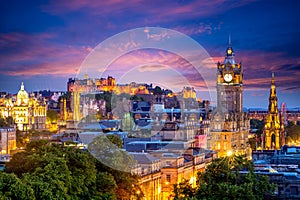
[1,0,299,108]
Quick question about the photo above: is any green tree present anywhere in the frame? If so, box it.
[0,172,35,200]
[5,140,97,199]
[96,172,117,199]
[107,134,123,148]
[88,135,136,172]
[174,155,275,200]
[91,138,142,200]
[22,157,72,200]
[96,92,112,112]
[173,179,196,200]
[153,86,162,94]
[285,123,300,143]
[25,139,50,152]
[5,116,14,126]
[5,139,141,200]
[130,95,144,101]
[47,109,58,123]
[0,117,9,128]
[248,119,264,150]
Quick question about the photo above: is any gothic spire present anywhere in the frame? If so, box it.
[270,72,276,97]
[225,35,235,64]
[269,72,278,113]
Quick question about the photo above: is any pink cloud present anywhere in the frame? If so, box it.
[43,0,257,27]
[0,32,92,77]
[173,22,222,36]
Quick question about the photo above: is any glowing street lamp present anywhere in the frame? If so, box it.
[227,150,233,157]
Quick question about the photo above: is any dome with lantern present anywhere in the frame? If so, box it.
[17,82,29,105]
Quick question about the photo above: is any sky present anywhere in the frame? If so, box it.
[0,0,299,108]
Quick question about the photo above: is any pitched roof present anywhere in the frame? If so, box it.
[129,152,160,164]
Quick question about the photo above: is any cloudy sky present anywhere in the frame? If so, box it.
[0,0,299,108]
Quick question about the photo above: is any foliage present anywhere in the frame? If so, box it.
[88,135,137,172]
[285,123,300,143]
[0,171,35,200]
[0,116,14,128]
[130,95,144,101]
[25,139,50,152]
[57,92,71,102]
[95,92,112,112]
[4,139,140,200]
[15,129,25,148]
[173,179,196,200]
[46,109,58,123]
[249,119,264,150]
[250,119,264,130]
[174,155,275,200]
[153,86,163,94]
[107,134,123,148]
[21,157,72,200]
[95,172,117,199]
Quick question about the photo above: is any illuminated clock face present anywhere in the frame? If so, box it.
[224,73,233,82]
[227,49,232,55]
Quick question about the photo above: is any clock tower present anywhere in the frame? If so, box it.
[216,43,243,113]
[208,40,250,157]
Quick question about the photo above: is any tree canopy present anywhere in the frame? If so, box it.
[285,123,300,143]
[0,116,14,128]
[3,139,141,200]
[173,155,275,200]
[46,109,58,123]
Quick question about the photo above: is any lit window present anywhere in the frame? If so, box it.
[166,174,171,182]
[224,142,227,150]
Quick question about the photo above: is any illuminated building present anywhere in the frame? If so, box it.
[0,82,47,131]
[248,107,300,124]
[67,75,150,95]
[0,128,16,154]
[209,41,250,157]
[263,73,285,150]
[67,75,152,122]
[129,152,162,200]
[128,145,213,200]
[181,86,196,99]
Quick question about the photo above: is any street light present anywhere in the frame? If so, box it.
[227,150,233,157]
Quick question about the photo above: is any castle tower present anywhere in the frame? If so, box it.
[264,73,282,150]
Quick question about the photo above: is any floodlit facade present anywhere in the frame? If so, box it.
[0,82,47,131]
[0,128,16,154]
